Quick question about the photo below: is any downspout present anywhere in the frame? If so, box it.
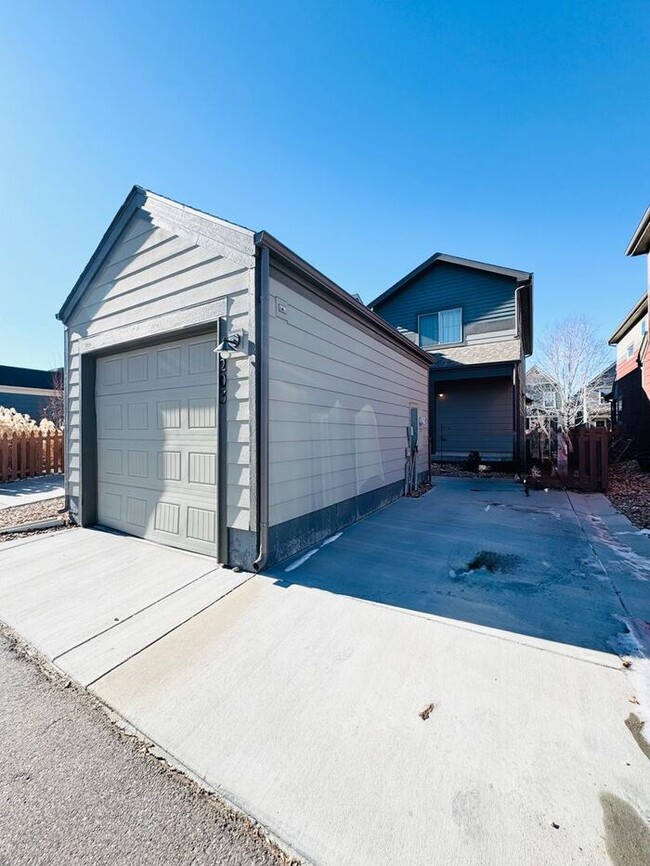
[514,282,527,466]
[62,326,71,515]
[253,242,270,570]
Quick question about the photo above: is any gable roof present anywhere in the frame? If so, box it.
[626,204,650,256]
[369,253,532,309]
[608,293,648,345]
[57,186,256,324]
[369,251,534,357]
[57,187,432,367]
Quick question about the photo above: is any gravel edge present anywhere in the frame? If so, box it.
[0,622,305,866]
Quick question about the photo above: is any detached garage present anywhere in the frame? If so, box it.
[57,187,430,569]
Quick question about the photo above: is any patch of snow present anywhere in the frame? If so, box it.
[484,505,491,512]
[320,532,342,547]
[585,515,650,580]
[284,549,319,572]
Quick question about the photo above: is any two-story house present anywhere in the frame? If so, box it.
[370,253,533,465]
[608,205,650,452]
[608,293,649,448]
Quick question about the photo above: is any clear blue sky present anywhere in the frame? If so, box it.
[1,1,648,369]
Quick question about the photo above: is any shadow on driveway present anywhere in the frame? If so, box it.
[270,477,646,655]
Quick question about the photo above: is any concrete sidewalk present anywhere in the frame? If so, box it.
[0,529,251,677]
[0,474,65,509]
[1,481,649,865]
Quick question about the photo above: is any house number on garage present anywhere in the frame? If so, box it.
[218,355,227,405]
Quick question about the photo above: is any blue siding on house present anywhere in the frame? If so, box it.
[433,377,514,460]
[373,262,516,339]
[0,392,50,419]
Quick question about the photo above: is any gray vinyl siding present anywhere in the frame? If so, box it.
[374,262,517,348]
[267,273,429,528]
[434,378,514,460]
[65,210,254,532]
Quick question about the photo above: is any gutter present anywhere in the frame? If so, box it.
[608,294,648,345]
[254,231,431,367]
[625,204,650,256]
[253,243,270,571]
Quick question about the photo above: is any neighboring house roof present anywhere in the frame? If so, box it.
[57,186,432,368]
[525,364,555,386]
[0,365,60,390]
[587,361,616,391]
[368,252,534,356]
[626,204,650,256]
[608,293,647,345]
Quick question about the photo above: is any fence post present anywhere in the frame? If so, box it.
[0,434,7,482]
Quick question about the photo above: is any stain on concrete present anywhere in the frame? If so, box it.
[625,713,650,761]
[465,551,521,573]
[419,702,435,720]
[600,792,650,866]
[452,790,482,838]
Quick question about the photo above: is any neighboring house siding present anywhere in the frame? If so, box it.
[374,262,516,347]
[65,211,254,532]
[0,392,50,419]
[615,316,646,380]
[267,272,429,530]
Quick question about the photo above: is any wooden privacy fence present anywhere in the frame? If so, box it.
[569,427,610,492]
[0,431,64,483]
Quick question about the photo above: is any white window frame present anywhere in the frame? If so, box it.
[542,390,557,409]
[626,343,635,360]
[418,307,463,348]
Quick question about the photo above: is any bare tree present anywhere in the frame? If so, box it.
[42,368,65,429]
[534,316,613,434]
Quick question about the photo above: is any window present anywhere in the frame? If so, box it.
[626,343,635,360]
[642,319,648,337]
[542,391,557,409]
[419,308,462,348]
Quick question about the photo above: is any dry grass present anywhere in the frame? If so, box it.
[608,461,650,529]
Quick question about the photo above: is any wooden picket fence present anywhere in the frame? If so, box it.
[568,427,610,492]
[0,431,64,483]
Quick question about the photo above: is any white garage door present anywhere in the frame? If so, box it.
[96,333,219,555]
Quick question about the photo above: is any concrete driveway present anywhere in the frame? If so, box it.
[0,474,64,509]
[1,479,649,865]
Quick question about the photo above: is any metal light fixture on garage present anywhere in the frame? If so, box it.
[215,330,246,358]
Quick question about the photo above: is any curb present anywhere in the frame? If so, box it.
[0,516,65,535]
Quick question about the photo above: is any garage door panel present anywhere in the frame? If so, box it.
[99,443,217,486]
[96,333,219,556]
[97,388,218,438]
[96,338,218,397]
[97,484,217,556]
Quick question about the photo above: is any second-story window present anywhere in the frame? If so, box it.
[419,308,462,348]
[627,343,635,360]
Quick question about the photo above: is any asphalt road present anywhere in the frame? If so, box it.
[0,630,291,866]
